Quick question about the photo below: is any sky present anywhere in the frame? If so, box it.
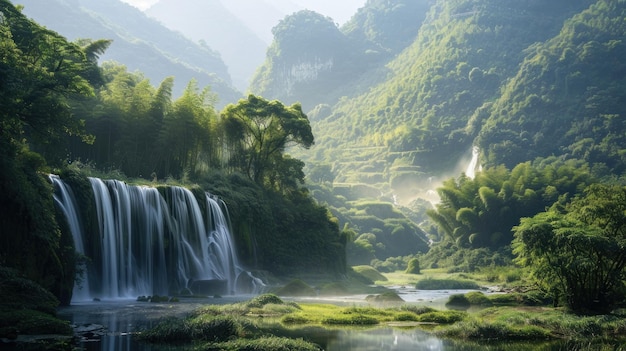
[121,0,367,25]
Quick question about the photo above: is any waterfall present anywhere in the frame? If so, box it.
[51,176,262,301]
[465,146,481,179]
[50,175,91,301]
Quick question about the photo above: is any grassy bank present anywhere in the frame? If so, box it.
[137,293,626,350]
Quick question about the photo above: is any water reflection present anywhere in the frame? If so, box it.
[325,328,442,350]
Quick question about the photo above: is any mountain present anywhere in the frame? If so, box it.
[252,0,611,204]
[13,0,241,105]
[249,0,432,112]
[477,0,626,173]
[146,0,270,90]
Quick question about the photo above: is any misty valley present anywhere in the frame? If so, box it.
[2,0,626,350]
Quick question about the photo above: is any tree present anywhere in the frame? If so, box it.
[513,184,626,314]
[221,95,314,190]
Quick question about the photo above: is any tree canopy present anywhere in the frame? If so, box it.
[513,184,626,314]
[221,95,314,191]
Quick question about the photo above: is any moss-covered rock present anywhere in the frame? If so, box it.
[352,265,387,283]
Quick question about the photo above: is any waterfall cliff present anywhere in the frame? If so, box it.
[50,175,262,301]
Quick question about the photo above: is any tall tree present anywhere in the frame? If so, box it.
[221,95,314,191]
[514,184,626,314]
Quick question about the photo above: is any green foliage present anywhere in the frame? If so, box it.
[446,294,471,310]
[246,294,285,309]
[221,95,314,192]
[321,314,379,326]
[417,310,467,324]
[464,292,493,307]
[0,267,72,338]
[297,0,595,194]
[427,160,595,250]
[478,0,626,173]
[513,184,626,314]
[405,258,421,274]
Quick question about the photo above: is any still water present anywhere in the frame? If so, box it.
[56,295,600,351]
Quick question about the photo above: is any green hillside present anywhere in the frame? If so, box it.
[13,0,241,104]
[477,0,626,173]
[249,0,432,111]
[252,0,605,205]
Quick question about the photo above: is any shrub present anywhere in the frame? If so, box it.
[394,312,419,322]
[446,294,471,310]
[280,314,310,325]
[418,310,467,324]
[405,258,421,274]
[0,309,73,336]
[399,305,436,315]
[465,292,493,307]
[246,294,284,308]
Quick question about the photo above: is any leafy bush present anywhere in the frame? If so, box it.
[394,312,419,322]
[465,292,493,307]
[418,310,467,324]
[246,294,285,308]
[405,258,421,274]
[446,294,471,310]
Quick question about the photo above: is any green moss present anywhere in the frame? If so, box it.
[202,335,321,351]
[321,314,379,326]
[0,309,72,336]
[246,294,285,308]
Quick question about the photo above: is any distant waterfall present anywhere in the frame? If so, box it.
[465,146,482,179]
[51,176,262,301]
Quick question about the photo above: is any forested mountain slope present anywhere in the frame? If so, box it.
[249,0,432,111]
[13,0,241,104]
[477,0,626,173]
[257,0,602,204]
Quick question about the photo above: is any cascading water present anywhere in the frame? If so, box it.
[465,146,482,179]
[51,176,263,302]
[49,175,91,301]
